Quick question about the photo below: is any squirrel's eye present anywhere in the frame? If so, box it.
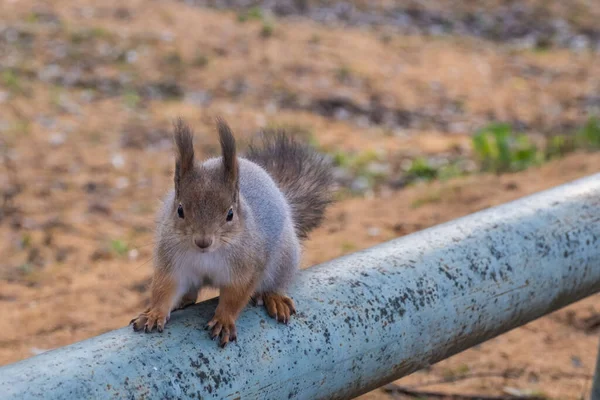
[177,204,184,219]
[226,208,234,222]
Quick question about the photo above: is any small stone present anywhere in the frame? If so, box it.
[111,154,125,169]
[351,176,370,193]
[126,50,138,64]
[264,102,277,115]
[334,108,350,121]
[128,249,139,261]
[571,355,583,368]
[184,90,212,106]
[38,64,62,82]
[366,162,390,177]
[160,31,174,42]
[367,227,380,237]
[48,132,66,146]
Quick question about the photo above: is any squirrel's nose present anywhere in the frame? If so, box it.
[194,237,213,249]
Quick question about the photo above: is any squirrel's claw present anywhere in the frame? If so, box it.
[207,316,237,348]
[131,309,167,333]
[261,293,296,324]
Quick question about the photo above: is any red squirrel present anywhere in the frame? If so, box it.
[131,118,333,347]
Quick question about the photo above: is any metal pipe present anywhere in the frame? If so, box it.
[2,174,600,400]
[593,339,600,400]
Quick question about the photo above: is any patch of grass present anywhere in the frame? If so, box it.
[407,157,438,181]
[309,34,321,45]
[335,65,352,83]
[411,190,442,208]
[237,6,263,22]
[341,241,357,253]
[472,123,542,173]
[474,117,600,174]
[10,119,31,136]
[237,7,275,38]
[25,12,38,23]
[575,115,600,149]
[332,149,380,173]
[20,233,32,249]
[69,27,112,44]
[260,19,275,38]
[123,89,141,109]
[437,162,466,181]
[110,239,129,256]
[2,69,21,93]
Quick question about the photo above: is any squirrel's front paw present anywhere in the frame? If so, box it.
[261,292,296,324]
[206,314,237,348]
[130,308,169,333]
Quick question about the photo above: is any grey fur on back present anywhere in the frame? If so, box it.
[245,132,334,240]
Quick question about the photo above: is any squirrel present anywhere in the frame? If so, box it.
[131,117,333,347]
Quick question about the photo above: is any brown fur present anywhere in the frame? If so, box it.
[130,271,178,333]
[216,118,239,194]
[173,118,194,198]
[207,279,256,347]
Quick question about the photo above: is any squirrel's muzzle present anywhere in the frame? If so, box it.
[194,236,213,250]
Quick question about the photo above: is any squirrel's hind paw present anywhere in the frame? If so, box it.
[261,293,296,324]
[130,308,169,333]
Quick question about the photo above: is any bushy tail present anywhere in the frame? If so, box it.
[246,131,333,240]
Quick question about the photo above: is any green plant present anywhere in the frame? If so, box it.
[123,89,141,108]
[472,123,541,173]
[2,69,21,93]
[331,149,379,173]
[238,6,263,22]
[411,190,442,208]
[575,115,600,149]
[309,34,321,45]
[236,7,275,37]
[110,239,129,256]
[545,134,575,159]
[335,65,352,83]
[437,163,465,181]
[341,241,357,253]
[70,27,111,44]
[407,157,438,180]
[260,19,275,38]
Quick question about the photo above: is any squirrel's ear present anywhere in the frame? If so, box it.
[216,117,239,193]
[173,118,195,196]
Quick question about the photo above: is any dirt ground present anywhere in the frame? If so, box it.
[1,1,599,399]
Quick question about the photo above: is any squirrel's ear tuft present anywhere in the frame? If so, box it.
[216,117,239,192]
[173,118,195,196]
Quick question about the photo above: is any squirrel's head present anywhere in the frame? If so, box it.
[171,117,242,253]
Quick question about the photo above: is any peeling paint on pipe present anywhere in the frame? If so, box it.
[2,174,600,400]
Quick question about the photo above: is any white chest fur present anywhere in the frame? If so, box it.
[172,248,232,290]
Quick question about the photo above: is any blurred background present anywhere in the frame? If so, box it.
[1,0,600,398]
